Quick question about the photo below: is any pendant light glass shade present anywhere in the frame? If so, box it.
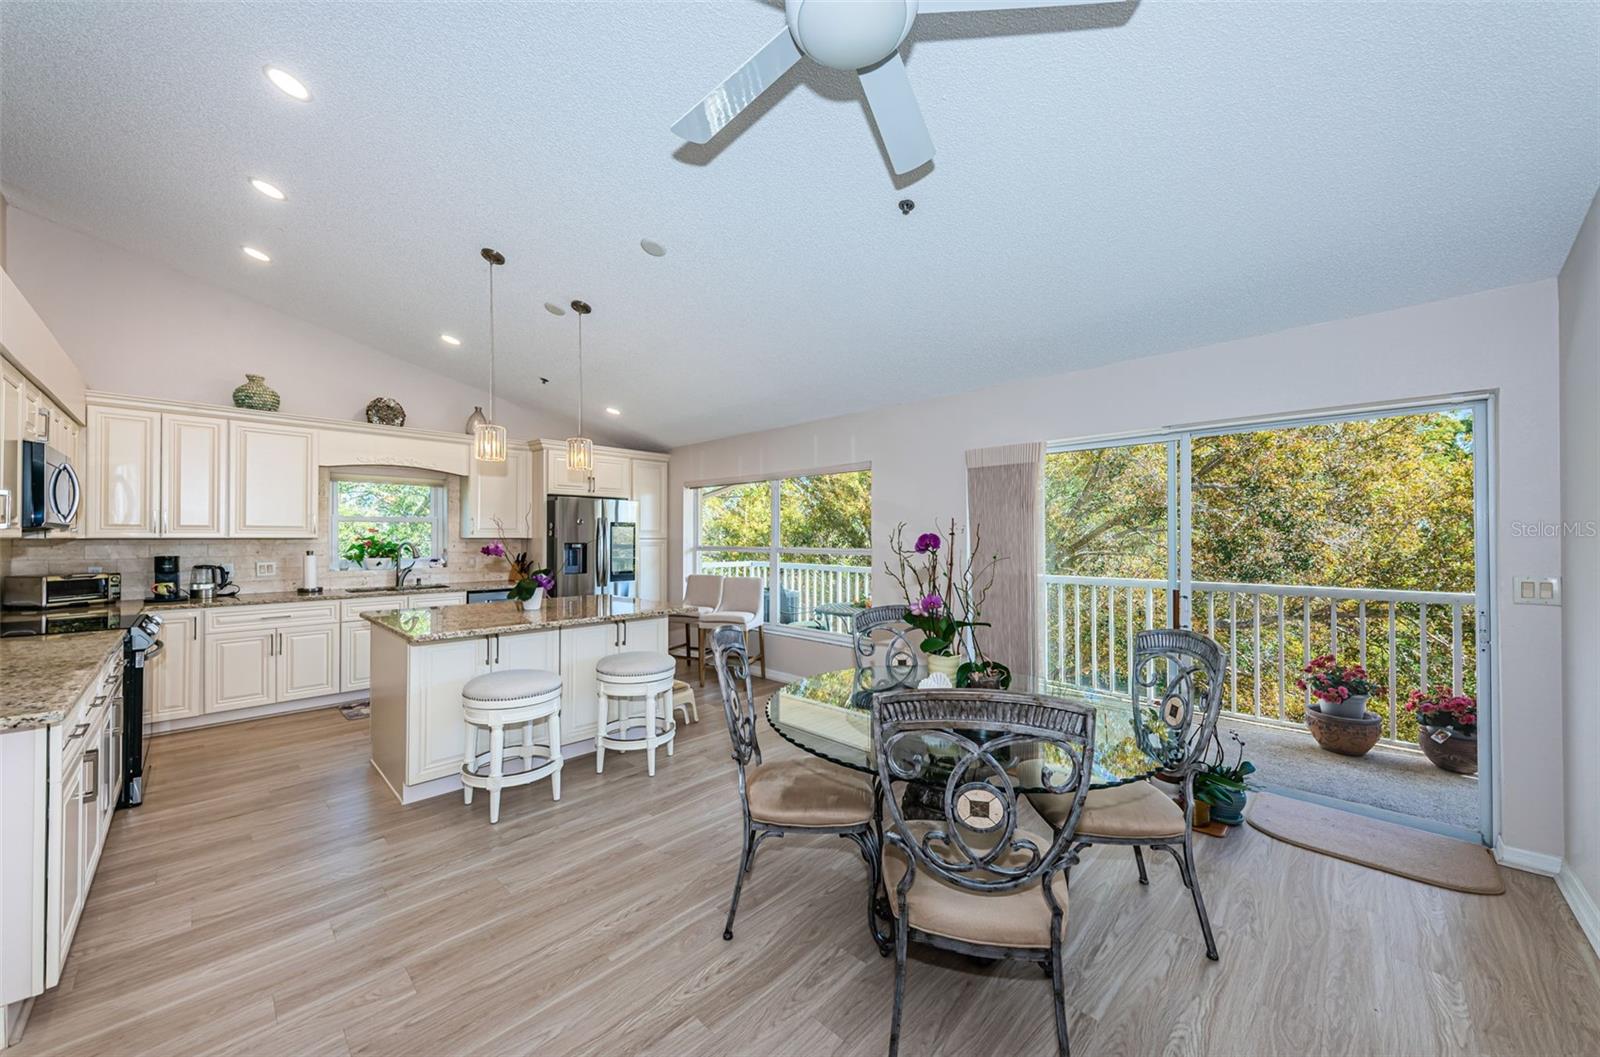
[474,422,507,463]
[475,248,507,463]
[565,300,593,477]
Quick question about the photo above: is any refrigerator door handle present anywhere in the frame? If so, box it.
[596,513,608,591]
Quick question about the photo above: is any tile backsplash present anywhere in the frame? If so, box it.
[2,471,532,598]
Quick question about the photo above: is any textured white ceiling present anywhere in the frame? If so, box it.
[1,1,1596,448]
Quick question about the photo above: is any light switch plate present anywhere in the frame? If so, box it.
[255,561,276,578]
[1513,577,1560,605]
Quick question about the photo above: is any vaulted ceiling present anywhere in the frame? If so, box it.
[2,1,1596,448]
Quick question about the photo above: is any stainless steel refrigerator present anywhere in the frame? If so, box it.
[546,495,638,597]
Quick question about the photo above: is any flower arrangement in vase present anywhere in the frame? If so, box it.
[1296,655,1381,720]
[1404,686,1478,774]
[884,520,1009,688]
[480,537,555,611]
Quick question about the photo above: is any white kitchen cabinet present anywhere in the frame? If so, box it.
[0,362,22,535]
[341,621,375,693]
[543,446,631,498]
[462,445,532,538]
[494,629,560,673]
[205,629,277,712]
[632,458,668,538]
[407,637,489,782]
[149,611,203,721]
[85,406,161,537]
[637,537,666,604]
[558,621,613,742]
[21,382,47,440]
[162,414,228,537]
[278,623,340,701]
[230,421,317,537]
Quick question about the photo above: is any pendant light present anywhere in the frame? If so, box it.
[566,299,594,476]
[474,248,507,463]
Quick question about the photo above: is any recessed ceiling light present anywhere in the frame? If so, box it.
[640,238,666,257]
[249,178,286,201]
[440,334,461,346]
[543,302,566,316]
[242,246,271,263]
[264,66,311,102]
[605,407,621,416]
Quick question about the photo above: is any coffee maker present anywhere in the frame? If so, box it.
[151,555,183,602]
[191,563,240,598]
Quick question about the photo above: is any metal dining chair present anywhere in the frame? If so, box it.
[1026,628,1226,961]
[851,604,920,691]
[710,626,880,945]
[873,688,1096,1057]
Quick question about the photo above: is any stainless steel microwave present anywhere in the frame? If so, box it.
[2,573,122,610]
[19,439,81,531]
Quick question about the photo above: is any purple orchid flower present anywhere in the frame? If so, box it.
[533,573,556,591]
[914,532,941,554]
[912,592,944,617]
[480,542,506,558]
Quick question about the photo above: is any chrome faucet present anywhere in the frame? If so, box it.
[396,541,419,590]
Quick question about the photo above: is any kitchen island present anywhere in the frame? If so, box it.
[364,596,684,804]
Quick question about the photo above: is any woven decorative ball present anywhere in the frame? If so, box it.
[231,374,280,412]
[365,397,406,427]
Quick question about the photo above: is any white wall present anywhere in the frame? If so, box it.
[0,203,576,439]
[1558,186,1600,939]
[672,280,1566,861]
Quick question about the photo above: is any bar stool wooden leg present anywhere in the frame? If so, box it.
[462,725,476,805]
[595,688,608,774]
[663,688,675,757]
[488,722,505,824]
[548,712,562,801]
[645,690,659,777]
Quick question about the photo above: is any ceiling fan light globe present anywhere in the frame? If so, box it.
[785,0,917,71]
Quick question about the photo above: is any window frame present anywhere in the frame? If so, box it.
[328,473,450,570]
[688,466,872,642]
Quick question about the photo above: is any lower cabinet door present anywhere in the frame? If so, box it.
[493,630,559,674]
[408,638,489,784]
[205,630,276,712]
[341,621,373,692]
[558,622,615,742]
[59,752,87,955]
[149,613,203,721]
[620,616,667,653]
[279,624,339,701]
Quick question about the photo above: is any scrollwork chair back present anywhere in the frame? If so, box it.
[853,604,920,690]
[873,689,1095,896]
[1129,628,1225,778]
[712,624,761,773]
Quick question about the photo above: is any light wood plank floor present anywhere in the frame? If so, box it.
[15,673,1600,1057]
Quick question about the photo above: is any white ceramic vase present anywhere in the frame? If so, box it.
[521,586,545,611]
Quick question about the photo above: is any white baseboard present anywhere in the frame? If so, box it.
[151,691,366,735]
[1494,838,1563,876]
[1556,866,1600,958]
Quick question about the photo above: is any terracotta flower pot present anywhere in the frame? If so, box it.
[1419,726,1478,774]
[1305,706,1382,757]
[1190,800,1211,827]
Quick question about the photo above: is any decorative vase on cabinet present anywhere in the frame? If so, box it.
[231,374,281,412]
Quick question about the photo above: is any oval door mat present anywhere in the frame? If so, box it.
[1246,791,1504,895]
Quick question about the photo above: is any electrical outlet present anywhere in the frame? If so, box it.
[254,561,276,578]
[1512,577,1560,605]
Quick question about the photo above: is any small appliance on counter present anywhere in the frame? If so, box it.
[149,555,185,602]
[2,572,122,610]
[190,563,239,599]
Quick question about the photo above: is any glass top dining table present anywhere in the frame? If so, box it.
[765,667,1165,792]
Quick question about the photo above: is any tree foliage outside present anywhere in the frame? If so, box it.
[1043,411,1478,742]
[334,479,442,562]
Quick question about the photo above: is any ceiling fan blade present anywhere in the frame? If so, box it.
[671,28,803,144]
[857,53,934,174]
[918,0,1103,12]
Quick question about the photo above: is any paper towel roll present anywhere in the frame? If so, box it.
[302,550,318,592]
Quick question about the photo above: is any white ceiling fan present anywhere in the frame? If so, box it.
[672,0,1104,174]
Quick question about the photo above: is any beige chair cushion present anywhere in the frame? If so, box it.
[717,576,764,619]
[881,822,1068,949]
[595,650,676,679]
[461,668,562,703]
[745,757,873,828]
[1032,780,1185,840]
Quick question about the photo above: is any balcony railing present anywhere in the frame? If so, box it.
[698,560,871,629]
[1042,575,1477,747]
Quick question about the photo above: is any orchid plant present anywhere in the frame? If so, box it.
[884,520,1009,686]
[480,527,554,603]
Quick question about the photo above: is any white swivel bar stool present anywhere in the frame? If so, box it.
[460,668,564,823]
[595,651,677,776]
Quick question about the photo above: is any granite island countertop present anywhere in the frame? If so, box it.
[0,629,125,732]
[365,596,692,644]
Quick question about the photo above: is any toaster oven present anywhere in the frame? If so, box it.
[1,572,123,610]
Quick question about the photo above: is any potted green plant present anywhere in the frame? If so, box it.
[480,539,554,611]
[1404,686,1478,774]
[1192,731,1255,826]
[1296,655,1381,720]
[884,520,1009,686]
[344,533,400,570]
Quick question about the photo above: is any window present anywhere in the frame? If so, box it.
[690,469,871,636]
[330,475,448,569]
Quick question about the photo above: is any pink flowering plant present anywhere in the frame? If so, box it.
[1295,655,1380,706]
[1405,686,1477,735]
[479,527,553,603]
[884,520,1008,686]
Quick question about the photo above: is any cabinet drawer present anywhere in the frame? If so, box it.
[340,597,406,622]
[206,601,340,632]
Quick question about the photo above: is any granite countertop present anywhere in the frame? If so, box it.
[141,581,513,609]
[0,629,125,732]
[365,596,691,644]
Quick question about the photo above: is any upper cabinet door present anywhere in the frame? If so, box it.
[230,422,317,538]
[1,365,23,535]
[85,406,161,538]
[162,414,228,538]
[543,447,631,498]
[462,446,531,539]
[591,453,631,497]
[632,459,667,538]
